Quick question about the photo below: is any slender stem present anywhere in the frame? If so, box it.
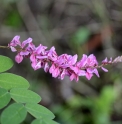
[0,45,22,51]
[80,62,113,71]
[0,45,9,49]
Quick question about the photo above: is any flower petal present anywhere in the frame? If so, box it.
[15,54,23,63]
[101,67,108,72]
[22,38,32,47]
[10,46,17,52]
[85,72,93,80]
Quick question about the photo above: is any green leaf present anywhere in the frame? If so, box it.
[10,88,41,103]
[72,27,90,44]
[31,118,59,124]
[25,103,55,119]
[0,73,30,90]
[31,119,43,124]
[4,10,22,28]
[0,88,11,109]
[1,103,27,124]
[0,55,13,73]
[43,119,59,124]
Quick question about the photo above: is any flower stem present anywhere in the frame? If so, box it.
[0,45,9,49]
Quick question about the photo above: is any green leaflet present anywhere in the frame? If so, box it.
[0,88,11,109]
[10,88,41,103]
[31,118,59,124]
[0,55,13,73]
[0,73,30,90]
[1,103,27,124]
[25,103,55,119]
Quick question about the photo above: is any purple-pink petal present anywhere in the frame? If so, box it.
[93,69,100,77]
[52,67,60,78]
[15,54,23,63]
[30,54,36,62]
[44,62,49,72]
[102,57,108,63]
[20,51,29,56]
[85,72,93,80]
[36,56,48,59]
[34,61,42,70]
[10,46,17,52]
[69,54,78,65]
[36,44,47,55]
[60,69,66,80]
[101,67,108,72]
[9,35,21,47]
[48,46,58,61]
[78,70,86,76]
[49,64,56,73]
[22,38,32,48]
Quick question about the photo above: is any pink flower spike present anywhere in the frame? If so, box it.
[9,35,112,81]
[101,67,108,72]
[15,54,23,63]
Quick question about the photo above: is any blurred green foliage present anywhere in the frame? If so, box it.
[52,86,116,124]
[1,0,122,124]
[71,27,91,45]
[4,10,22,28]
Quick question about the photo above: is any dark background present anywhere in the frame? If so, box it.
[0,0,122,124]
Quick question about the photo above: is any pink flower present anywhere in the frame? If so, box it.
[36,44,47,55]
[47,47,58,61]
[8,35,21,47]
[76,54,99,80]
[55,54,77,68]
[19,38,33,56]
[29,44,49,70]
[9,36,34,63]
